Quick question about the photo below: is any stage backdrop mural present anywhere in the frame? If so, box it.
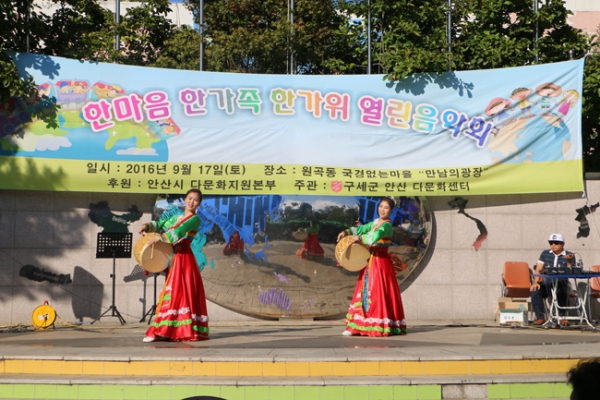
[153,194,431,319]
[0,51,585,196]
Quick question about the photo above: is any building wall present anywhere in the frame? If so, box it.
[569,12,600,34]
[566,0,600,12]
[2,183,600,325]
[565,0,599,34]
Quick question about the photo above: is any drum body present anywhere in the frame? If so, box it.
[335,236,371,272]
[134,233,173,273]
[292,229,308,241]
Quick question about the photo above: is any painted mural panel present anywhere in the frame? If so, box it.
[153,194,431,319]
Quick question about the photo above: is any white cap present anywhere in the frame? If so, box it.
[548,233,564,242]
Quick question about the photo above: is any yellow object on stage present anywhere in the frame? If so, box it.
[32,300,56,329]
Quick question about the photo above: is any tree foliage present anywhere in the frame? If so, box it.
[1,0,61,126]
[338,0,452,77]
[582,33,600,171]
[153,26,202,70]
[36,0,113,60]
[337,0,592,78]
[188,0,363,74]
[116,0,175,65]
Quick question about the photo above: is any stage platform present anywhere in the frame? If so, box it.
[0,320,598,400]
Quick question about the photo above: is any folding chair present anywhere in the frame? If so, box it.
[590,265,600,298]
[502,261,532,298]
[589,265,600,323]
[500,261,533,321]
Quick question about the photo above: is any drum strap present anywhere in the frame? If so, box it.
[169,213,195,231]
[362,267,369,314]
[371,218,391,233]
[361,254,375,315]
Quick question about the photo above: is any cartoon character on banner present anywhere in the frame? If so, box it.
[55,80,89,108]
[535,82,562,115]
[510,87,534,119]
[485,97,513,135]
[556,89,579,123]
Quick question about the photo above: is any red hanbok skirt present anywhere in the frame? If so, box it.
[345,249,407,336]
[145,240,209,341]
[296,233,325,258]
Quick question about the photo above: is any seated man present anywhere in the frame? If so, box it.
[530,233,576,326]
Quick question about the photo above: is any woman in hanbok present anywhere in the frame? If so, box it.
[139,189,209,342]
[223,230,244,255]
[296,220,325,259]
[337,197,406,337]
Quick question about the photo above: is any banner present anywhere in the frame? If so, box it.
[0,51,584,195]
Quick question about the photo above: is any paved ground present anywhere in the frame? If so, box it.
[1,319,599,361]
[1,320,598,399]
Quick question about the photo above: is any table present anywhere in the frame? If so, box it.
[534,272,600,329]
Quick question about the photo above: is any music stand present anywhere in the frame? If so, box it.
[140,272,160,324]
[92,232,132,325]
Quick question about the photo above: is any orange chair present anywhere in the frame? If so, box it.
[590,265,600,299]
[502,261,532,299]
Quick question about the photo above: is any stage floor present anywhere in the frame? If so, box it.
[0,320,597,399]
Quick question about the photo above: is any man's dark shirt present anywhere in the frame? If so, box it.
[539,249,576,273]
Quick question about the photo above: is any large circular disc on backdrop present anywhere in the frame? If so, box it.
[153,195,432,319]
